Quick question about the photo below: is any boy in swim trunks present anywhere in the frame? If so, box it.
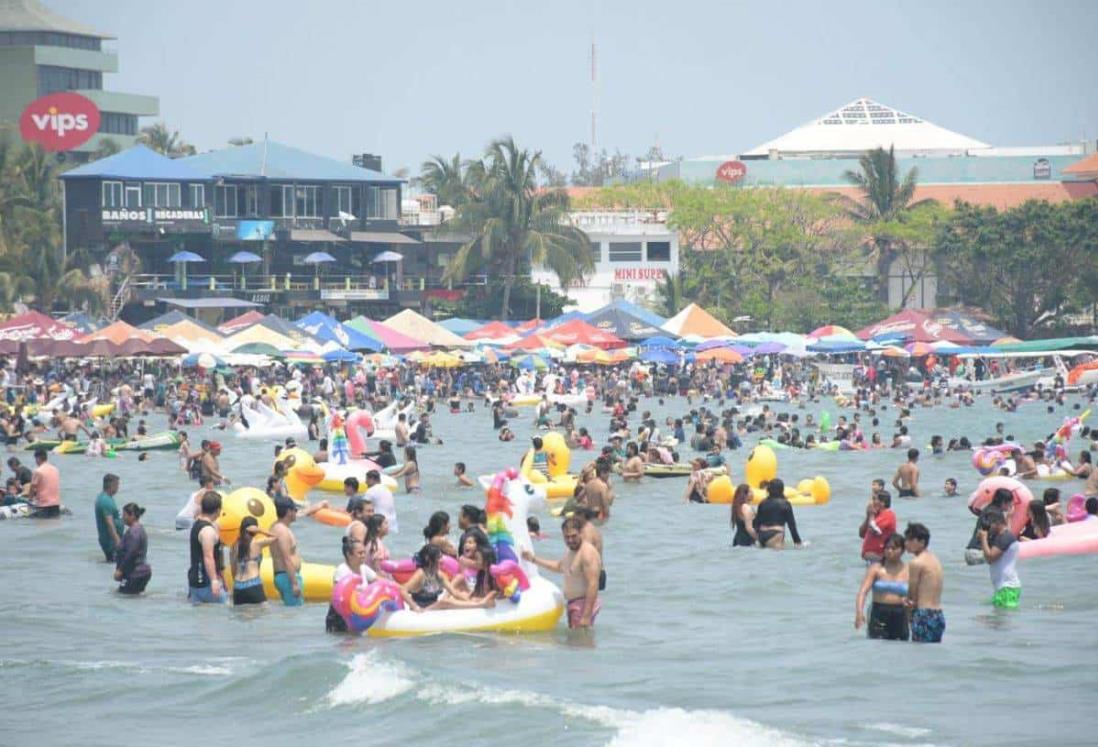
[269,496,329,605]
[891,449,920,498]
[977,510,1021,608]
[903,523,945,643]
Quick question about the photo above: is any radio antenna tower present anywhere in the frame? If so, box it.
[590,39,599,153]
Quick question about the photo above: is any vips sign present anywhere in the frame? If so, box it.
[19,92,101,151]
[715,160,747,184]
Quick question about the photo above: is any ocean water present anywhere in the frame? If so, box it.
[1,394,1095,746]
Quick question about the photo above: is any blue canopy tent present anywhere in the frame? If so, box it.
[583,304,667,342]
[638,335,679,349]
[295,311,383,352]
[640,348,680,364]
[439,318,483,336]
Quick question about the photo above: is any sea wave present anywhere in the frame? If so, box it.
[0,657,237,677]
[325,651,414,706]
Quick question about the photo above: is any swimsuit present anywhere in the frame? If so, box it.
[992,586,1021,609]
[732,518,755,547]
[867,602,909,640]
[910,608,946,643]
[566,596,602,627]
[411,573,443,608]
[898,488,916,498]
[273,571,304,607]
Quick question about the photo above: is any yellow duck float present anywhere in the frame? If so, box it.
[706,444,830,506]
[275,447,398,502]
[520,431,577,501]
[216,487,334,603]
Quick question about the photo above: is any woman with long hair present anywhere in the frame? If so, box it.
[230,516,275,605]
[363,514,391,573]
[390,446,421,493]
[1020,499,1051,540]
[114,503,152,595]
[854,534,910,640]
[730,484,757,547]
[752,478,803,549]
[422,510,457,557]
[401,545,495,611]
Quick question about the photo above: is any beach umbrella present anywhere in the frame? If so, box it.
[639,335,679,349]
[304,251,336,281]
[423,351,463,368]
[905,342,934,357]
[511,354,547,371]
[752,341,787,355]
[322,349,360,363]
[640,348,680,364]
[808,324,855,339]
[231,342,282,356]
[284,350,324,365]
[696,347,744,364]
[182,352,225,369]
[168,250,205,288]
[371,251,404,263]
[228,251,262,263]
[878,346,910,358]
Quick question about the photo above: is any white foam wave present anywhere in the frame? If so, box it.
[326,651,414,707]
[606,707,812,747]
[865,722,932,738]
[3,659,236,677]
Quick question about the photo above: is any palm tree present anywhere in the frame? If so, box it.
[0,137,33,255]
[656,272,686,318]
[90,138,121,161]
[841,146,936,303]
[420,153,470,208]
[138,122,196,158]
[443,136,594,320]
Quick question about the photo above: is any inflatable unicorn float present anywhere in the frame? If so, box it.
[231,396,308,441]
[331,467,565,636]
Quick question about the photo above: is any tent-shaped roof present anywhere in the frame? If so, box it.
[59,311,106,334]
[345,316,426,353]
[465,321,517,341]
[383,309,474,348]
[540,319,626,350]
[584,305,666,342]
[218,310,266,334]
[857,309,976,344]
[589,299,665,329]
[1063,152,1098,180]
[61,145,206,181]
[181,141,399,183]
[259,314,325,351]
[0,0,112,38]
[0,311,77,341]
[662,303,735,338]
[79,320,157,344]
[140,310,224,344]
[438,318,482,336]
[743,98,990,158]
[921,310,1006,346]
[295,311,382,352]
[221,322,300,352]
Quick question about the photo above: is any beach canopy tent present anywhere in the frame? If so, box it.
[505,333,563,352]
[591,299,666,329]
[295,311,383,352]
[345,316,428,353]
[79,320,157,344]
[383,309,474,348]
[638,335,680,349]
[991,336,1098,354]
[259,314,326,351]
[0,311,79,342]
[60,312,107,334]
[583,304,667,342]
[544,310,589,328]
[539,319,626,350]
[221,322,301,353]
[465,321,521,344]
[140,310,225,352]
[438,318,483,336]
[218,310,266,334]
[857,309,1002,344]
[661,303,735,338]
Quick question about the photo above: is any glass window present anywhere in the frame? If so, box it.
[608,242,642,262]
[269,185,284,217]
[124,184,141,208]
[589,241,601,262]
[214,185,238,218]
[101,181,123,208]
[238,184,259,217]
[143,182,181,208]
[0,31,100,50]
[294,185,318,217]
[189,184,205,208]
[276,185,295,217]
[646,241,671,262]
[99,112,137,136]
[333,186,352,217]
[367,186,399,219]
[36,65,102,96]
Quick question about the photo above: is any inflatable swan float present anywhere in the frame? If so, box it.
[232,398,307,440]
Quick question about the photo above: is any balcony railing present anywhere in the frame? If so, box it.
[126,273,485,301]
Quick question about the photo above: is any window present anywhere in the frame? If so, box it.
[608,241,642,262]
[214,185,238,218]
[0,31,100,50]
[646,241,671,262]
[239,184,259,217]
[589,241,601,262]
[102,181,123,208]
[99,112,136,136]
[142,182,181,208]
[367,186,399,219]
[124,184,141,208]
[189,184,205,208]
[269,185,285,217]
[294,185,318,218]
[333,186,353,217]
[269,184,295,217]
[36,65,102,96]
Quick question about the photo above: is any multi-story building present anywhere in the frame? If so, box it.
[0,0,158,159]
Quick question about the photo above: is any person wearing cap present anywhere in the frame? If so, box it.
[200,441,230,486]
[269,495,329,606]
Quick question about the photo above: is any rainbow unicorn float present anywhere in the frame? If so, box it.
[348,467,564,637]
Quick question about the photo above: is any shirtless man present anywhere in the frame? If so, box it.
[522,516,602,628]
[344,495,373,544]
[200,442,230,486]
[903,522,945,643]
[584,459,613,521]
[892,448,920,498]
[269,496,328,605]
[575,508,606,591]
[394,413,410,447]
[620,442,645,482]
[59,411,90,441]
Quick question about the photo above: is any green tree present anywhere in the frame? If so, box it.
[419,153,472,208]
[138,122,196,158]
[90,137,122,160]
[443,136,594,320]
[937,199,1096,337]
[841,146,937,304]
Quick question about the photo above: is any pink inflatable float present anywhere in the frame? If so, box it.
[967,476,1031,535]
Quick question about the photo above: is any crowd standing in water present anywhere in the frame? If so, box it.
[3,349,1097,641]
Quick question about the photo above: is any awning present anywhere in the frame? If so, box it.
[158,297,261,309]
[289,229,346,242]
[350,231,421,245]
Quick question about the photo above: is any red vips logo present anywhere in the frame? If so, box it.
[715,160,747,184]
[19,92,101,151]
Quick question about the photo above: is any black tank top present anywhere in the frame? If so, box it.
[188,519,223,588]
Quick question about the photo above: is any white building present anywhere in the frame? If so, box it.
[532,210,679,313]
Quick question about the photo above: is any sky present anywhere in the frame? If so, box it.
[52,0,1098,177]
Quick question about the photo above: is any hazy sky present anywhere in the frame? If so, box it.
[52,0,1098,175]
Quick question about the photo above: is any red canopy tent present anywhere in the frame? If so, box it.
[0,311,78,342]
[465,321,517,341]
[857,310,971,344]
[539,319,626,349]
[504,333,561,351]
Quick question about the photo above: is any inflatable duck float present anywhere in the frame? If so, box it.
[706,444,830,506]
[520,431,577,500]
[274,448,398,527]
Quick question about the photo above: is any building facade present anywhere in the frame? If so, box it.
[0,0,158,159]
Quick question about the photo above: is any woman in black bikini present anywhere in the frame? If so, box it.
[730,484,757,547]
[400,545,496,611]
[753,479,803,549]
[231,516,275,605]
